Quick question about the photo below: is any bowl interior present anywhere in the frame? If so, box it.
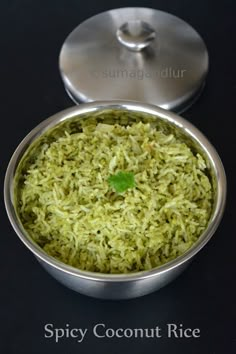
[5,103,226,280]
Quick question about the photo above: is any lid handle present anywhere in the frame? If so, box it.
[116,20,156,51]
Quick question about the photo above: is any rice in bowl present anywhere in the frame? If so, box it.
[14,111,213,274]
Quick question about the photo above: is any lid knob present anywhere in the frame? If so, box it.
[116,20,156,51]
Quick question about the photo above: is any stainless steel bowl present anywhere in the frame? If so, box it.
[4,101,226,299]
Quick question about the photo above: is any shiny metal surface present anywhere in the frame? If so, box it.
[59,8,209,112]
[4,101,226,299]
[39,258,190,299]
[116,21,156,51]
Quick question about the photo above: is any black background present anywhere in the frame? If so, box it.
[1,1,235,353]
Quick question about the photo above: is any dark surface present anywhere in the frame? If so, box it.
[1,1,235,353]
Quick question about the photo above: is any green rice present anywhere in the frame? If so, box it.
[15,116,213,273]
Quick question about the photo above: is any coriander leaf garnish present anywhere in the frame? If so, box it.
[108,171,136,193]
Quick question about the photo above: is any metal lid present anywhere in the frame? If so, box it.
[59,8,209,112]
